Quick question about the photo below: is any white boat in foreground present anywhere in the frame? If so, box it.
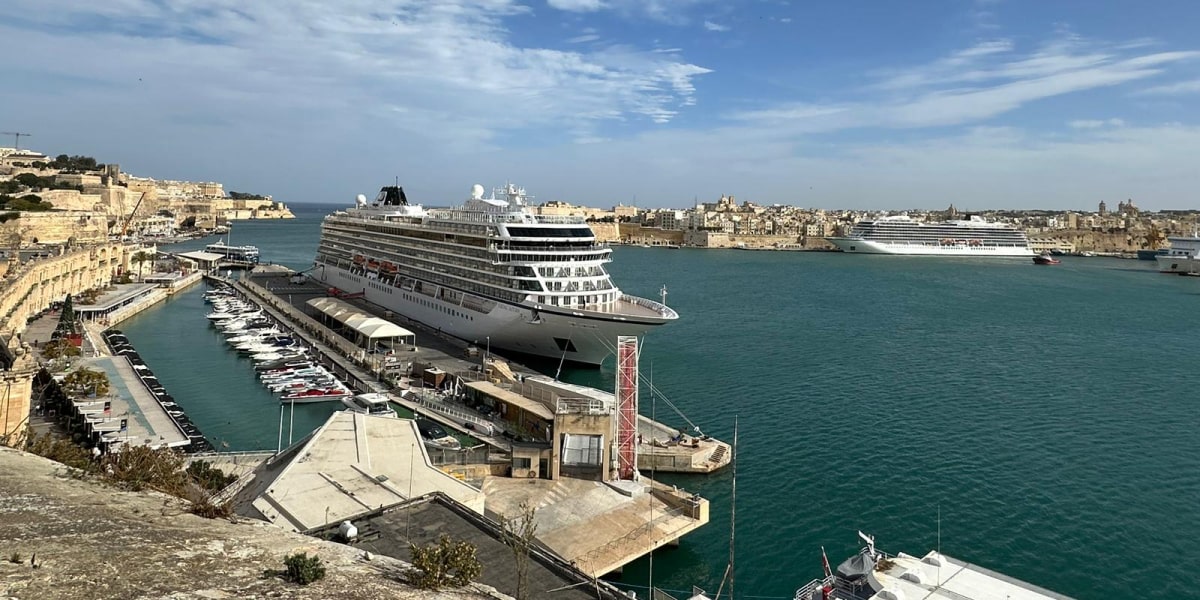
[791,532,1073,600]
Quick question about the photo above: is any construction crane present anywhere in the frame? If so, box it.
[1,132,31,149]
[121,192,149,239]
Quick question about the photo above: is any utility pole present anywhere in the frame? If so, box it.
[1,132,31,150]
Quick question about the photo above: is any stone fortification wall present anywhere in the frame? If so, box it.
[1031,230,1161,253]
[0,211,109,245]
[0,243,127,439]
[588,222,619,242]
[32,190,105,212]
[618,224,685,244]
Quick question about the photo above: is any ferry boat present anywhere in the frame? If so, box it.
[825,215,1033,257]
[205,240,260,266]
[310,183,678,366]
[1155,235,1200,274]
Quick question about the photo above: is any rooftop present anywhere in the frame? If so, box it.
[246,411,485,532]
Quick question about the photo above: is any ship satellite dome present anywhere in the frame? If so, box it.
[471,184,485,200]
[356,194,367,202]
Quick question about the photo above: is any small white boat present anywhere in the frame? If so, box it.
[342,393,398,417]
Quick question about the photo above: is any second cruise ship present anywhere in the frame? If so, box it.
[311,183,678,366]
[825,215,1033,256]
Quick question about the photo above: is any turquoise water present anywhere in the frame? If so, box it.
[125,204,1200,598]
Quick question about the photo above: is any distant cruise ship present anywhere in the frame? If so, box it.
[825,215,1033,257]
[310,183,678,366]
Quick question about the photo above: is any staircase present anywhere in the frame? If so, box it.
[707,444,727,465]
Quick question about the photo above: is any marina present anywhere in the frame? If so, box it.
[15,206,1194,599]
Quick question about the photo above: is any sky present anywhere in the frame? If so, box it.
[3,0,1200,210]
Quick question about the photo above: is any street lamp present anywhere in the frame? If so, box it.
[485,336,490,362]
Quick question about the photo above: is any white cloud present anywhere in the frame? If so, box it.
[735,35,1198,133]
[1134,78,1200,96]
[567,33,601,43]
[703,20,729,32]
[547,0,606,12]
[1069,118,1125,129]
[0,0,711,146]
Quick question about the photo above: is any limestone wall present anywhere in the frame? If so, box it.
[32,190,105,212]
[618,224,685,244]
[0,211,109,245]
[0,243,129,441]
[588,222,619,242]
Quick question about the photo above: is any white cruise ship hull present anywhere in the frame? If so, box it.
[1156,255,1200,274]
[826,237,1034,257]
[312,263,662,366]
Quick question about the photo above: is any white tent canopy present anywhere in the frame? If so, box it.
[305,297,416,347]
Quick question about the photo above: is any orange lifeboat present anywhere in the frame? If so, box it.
[381,261,398,274]
[366,259,381,271]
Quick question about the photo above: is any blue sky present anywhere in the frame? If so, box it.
[3,0,1200,210]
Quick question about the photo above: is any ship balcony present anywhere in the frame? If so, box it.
[538,294,678,322]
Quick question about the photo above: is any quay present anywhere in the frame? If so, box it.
[197,267,722,577]
[227,269,731,474]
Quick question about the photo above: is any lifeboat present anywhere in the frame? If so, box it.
[366,260,381,271]
[352,254,366,265]
[381,261,398,274]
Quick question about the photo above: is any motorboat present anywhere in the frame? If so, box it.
[343,393,398,417]
[415,418,462,450]
[1032,253,1061,265]
[280,387,352,403]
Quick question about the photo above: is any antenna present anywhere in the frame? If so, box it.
[660,284,668,306]
[937,502,942,586]
[1,132,31,149]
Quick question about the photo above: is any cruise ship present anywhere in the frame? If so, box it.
[310,183,678,366]
[825,215,1033,257]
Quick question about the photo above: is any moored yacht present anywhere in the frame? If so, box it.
[310,183,679,366]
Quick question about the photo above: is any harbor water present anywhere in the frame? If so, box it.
[122,204,1200,599]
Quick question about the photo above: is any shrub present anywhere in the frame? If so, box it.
[187,460,238,492]
[282,552,326,585]
[41,339,81,360]
[408,535,481,590]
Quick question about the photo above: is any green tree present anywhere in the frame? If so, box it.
[63,368,110,397]
[408,536,482,590]
[41,339,81,360]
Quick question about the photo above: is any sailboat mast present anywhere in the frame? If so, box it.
[729,415,738,600]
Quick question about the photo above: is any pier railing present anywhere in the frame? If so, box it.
[406,388,499,433]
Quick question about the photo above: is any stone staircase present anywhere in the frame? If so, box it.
[707,443,727,465]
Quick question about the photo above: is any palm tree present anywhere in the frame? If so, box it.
[131,251,150,281]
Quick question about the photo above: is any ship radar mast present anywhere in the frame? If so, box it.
[660,284,668,306]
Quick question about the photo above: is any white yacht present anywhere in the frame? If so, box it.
[310,183,678,366]
[1155,235,1200,274]
[826,215,1033,256]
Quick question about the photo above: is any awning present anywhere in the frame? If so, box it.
[305,297,416,342]
[464,380,554,421]
[176,251,224,262]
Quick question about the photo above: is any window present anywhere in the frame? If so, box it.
[513,457,532,469]
[561,433,602,466]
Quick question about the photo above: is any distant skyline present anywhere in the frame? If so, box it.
[3,1,1200,210]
